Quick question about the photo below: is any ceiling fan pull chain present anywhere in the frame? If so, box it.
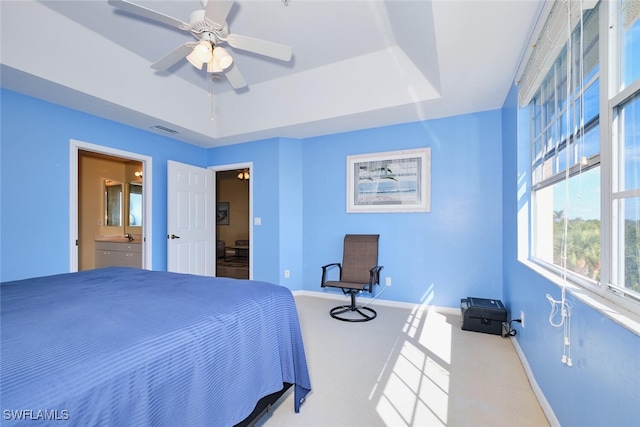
[209,78,215,122]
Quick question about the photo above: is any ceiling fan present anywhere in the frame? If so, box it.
[107,0,293,89]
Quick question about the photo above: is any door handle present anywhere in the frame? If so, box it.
[169,234,181,239]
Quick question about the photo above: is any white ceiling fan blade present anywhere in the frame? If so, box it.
[204,0,234,29]
[108,0,190,30]
[226,34,292,62]
[151,43,195,71]
[224,63,247,89]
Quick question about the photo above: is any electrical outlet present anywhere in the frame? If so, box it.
[284,270,290,279]
[385,277,392,286]
[520,310,525,328]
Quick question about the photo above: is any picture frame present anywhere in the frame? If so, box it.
[347,147,431,213]
[216,202,230,225]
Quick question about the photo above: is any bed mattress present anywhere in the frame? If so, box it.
[1,267,311,426]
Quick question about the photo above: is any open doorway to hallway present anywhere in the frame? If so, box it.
[215,168,250,279]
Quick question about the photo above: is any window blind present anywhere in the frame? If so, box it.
[517,0,599,107]
[624,0,640,30]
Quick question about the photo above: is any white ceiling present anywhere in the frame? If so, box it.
[0,0,542,148]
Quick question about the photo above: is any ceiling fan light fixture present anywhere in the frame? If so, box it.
[196,41,213,60]
[213,47,233,70]
[186,53,204,69]
[187,40,213,69]
[207,57,222,73]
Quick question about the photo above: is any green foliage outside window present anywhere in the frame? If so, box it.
[553,211,601,281]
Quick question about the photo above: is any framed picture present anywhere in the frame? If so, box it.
[216,202,229,225]
[347,148,431,213]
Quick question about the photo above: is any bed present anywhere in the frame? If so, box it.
[1,267,311,426]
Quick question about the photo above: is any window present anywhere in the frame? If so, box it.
[520,0,640,308]
[529,2,601,286]
[610,0,640,300]
[620,0,640,88]
[534,167,601,280]
[612,92,640,297]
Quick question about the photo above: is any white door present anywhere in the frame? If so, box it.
[167,160,215,276]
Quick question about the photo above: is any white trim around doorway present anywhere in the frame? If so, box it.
[209,162,253,279]
[69,139,153,272]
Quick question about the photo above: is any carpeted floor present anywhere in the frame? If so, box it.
[257,293,549,427]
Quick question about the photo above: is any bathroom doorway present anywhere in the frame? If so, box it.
[70,140,153,272]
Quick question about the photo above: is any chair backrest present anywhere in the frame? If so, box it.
[341,234,379,283]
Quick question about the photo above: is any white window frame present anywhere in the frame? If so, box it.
[519,0,640,318]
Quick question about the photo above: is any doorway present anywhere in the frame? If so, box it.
[211,164,252,279]
[70,140,153,272]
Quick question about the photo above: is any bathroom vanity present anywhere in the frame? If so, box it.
[95,239,142,268]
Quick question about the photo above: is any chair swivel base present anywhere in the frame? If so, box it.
[330,304,377,322]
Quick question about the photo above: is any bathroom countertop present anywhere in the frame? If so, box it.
[95,235,141,244]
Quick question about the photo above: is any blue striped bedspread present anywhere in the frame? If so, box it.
[1,267,311,426]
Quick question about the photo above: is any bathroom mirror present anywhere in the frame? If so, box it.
[105,180,122,226]
[128,183,143,227]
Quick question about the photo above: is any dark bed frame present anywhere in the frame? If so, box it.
[234,383,293,427]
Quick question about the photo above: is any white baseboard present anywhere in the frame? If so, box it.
[510,337,559,427]
[293,290,460,315]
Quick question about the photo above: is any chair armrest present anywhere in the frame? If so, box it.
[321,263,341,287]
[321,263,341,269]
[368,266,384,292]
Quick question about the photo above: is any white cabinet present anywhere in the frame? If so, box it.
[95,241,142,268]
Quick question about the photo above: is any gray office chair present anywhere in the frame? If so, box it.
[321,234,383,322]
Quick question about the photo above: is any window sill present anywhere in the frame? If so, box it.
[519,259,640,337]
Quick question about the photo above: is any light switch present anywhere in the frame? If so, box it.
[254,217,262,225]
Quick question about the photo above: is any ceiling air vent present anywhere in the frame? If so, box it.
[151,125,178,134]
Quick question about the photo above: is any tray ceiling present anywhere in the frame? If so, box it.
[0,0,542,147]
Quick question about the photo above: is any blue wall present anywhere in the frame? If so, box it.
[300,114,503,306]
[2,88,504,306]
[278,138,304,290]
[208,138,283,285]
[0,89,207,281]
[501,84,640,426]
[3,83,639,426]
[208,138,305,288]
[208,111,504,307]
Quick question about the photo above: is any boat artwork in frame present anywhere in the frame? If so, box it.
[346,148,431,213]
